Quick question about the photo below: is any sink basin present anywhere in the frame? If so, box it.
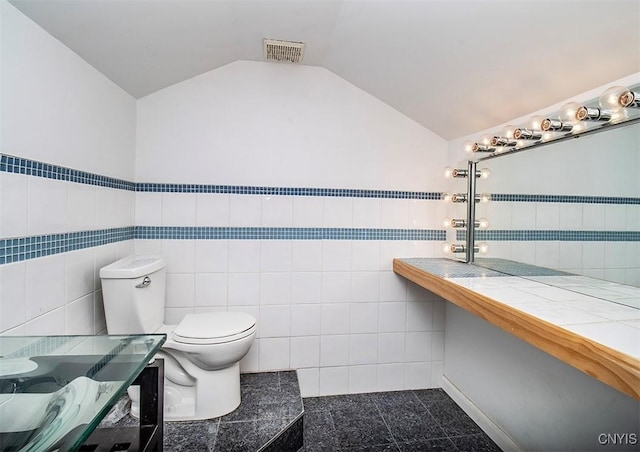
[0,376,116,451]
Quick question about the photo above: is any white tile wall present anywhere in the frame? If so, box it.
[2,7,135,336]
[3,44,447,404]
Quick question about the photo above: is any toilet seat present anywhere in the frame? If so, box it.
[171,312,256,345]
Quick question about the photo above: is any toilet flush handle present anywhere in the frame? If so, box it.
[135,276,152,288]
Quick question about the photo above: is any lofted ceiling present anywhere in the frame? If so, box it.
[8,0,640,140]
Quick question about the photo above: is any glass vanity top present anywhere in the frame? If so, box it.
[0,334,166,452]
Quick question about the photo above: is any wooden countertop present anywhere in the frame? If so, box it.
[393,258,640,400]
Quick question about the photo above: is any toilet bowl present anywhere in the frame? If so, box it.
[100,255,257,420]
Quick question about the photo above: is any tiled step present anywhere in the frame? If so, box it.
[99,370,304,452]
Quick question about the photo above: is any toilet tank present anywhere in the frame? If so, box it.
[99,255,166,335]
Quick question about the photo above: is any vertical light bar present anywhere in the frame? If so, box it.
[466,160,477,263]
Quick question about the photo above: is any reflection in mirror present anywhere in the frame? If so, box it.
[471,122,639,308]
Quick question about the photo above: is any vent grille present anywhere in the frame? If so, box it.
[263,38,306,64]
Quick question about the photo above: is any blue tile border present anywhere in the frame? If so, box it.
[0,227,134,264]
[0,154,441,200]
[4,153,640,204]
[135,226,445,241]
[457,230,640,242]
[0,226,444,265]
[0,154,135,191]
[135,183,442,199]
[489,193,640,205]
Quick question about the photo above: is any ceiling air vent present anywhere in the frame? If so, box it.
[263,38,306,64]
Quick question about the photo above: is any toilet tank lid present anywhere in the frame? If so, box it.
[100,255,166,279]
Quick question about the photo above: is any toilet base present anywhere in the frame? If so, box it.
[129,362,242,421]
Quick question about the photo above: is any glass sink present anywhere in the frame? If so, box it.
[0,334,165,452]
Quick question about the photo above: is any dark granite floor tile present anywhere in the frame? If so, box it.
[341,443,400,451]
[331,408,394,449]
[412,388,450,408]
[261,415,303,452]
[256,418,290,446]
[163,420,217,452]
[258,399,303,421]
[380,405,447,443]
[324,392,378,413]
[112,414,138,428]
[372,391,447,443]
[396,437,457,451]
[214,420,258,452]
[280,381,302,399]
[241,372,280,388]
[414,389,483,437]
[424,403,482,437]
[303,410,340,451]
[372,390,422,411]
[279,370,299,385]
[222,392,261,422]
[450,433,502,452]
[302,396,332,412]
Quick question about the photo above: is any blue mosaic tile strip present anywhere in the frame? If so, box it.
[457,229,640,242]
[0,154,135,191]
[135,183,442,200]
[0,227,134,264]
[135,226,445,241]
[489,193,640,205]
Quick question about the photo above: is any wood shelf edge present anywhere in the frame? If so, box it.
[393,258,640,400]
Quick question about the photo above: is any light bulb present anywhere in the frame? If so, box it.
[443,243,452,254]
[463,141,475,153]
[479,168,491,179]
[599,86,627,111]
[444,167,453,178]
[479,193,491,203]
[443,217,452,228]
[479,134,493,147]
[528,115,545,131]
[559,102,581,124]
[441,193,451,202]
[477,242,490,254]
[501,125,516,139]
[528,115,555,141]
[599,86,640,111]
[477,217,489,229]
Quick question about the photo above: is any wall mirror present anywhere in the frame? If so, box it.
[447,83,640,309]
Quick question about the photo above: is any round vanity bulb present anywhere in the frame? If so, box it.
[477,217,490,229]
[599,86,629,111]
[478,193,491,203]
[442,243,452,254]
[528,115,545,131]
[479,134,493,147]
[477,242,490,254]
[479,168,491,179]
[443,217,452,228]
[559,102,581,124]
[501,125,516,139]
[463,141,475,153]
[444,166,453,178]
[441,192,451,202]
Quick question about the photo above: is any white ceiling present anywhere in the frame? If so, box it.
[9,0,640,140]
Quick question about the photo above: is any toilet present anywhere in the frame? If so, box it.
[99,255,256,421]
